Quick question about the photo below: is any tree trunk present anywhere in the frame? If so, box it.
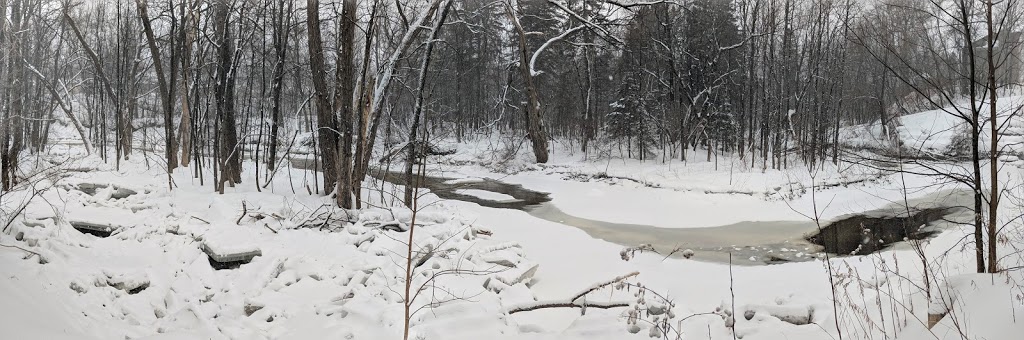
[136,0,177,188]
[356,0,444,202]
[334,0,358,208]
[984,0,999,273]
[959,3,987,273]
[506,4,549,163]
[214,0,240,193]
[178,0,198,167]
[64,8,125,157]
[2,0,20,191]
[306,0,339,194]
[267,0,292,170]
[22,60,92,155]
[404,0,452,207]
[0,0,9,190]
[351,0,379,209]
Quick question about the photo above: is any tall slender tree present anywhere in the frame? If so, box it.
[306,0,339,195]
[214,0,240,193]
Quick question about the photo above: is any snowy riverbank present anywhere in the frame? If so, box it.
[3,115,1024,339]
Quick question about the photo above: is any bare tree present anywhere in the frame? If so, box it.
[266,0,292,171]
[351,0,380,209]
[404,0,453,207]
[851,0,990,272]
[135,0,177,189]
[0,0,6,189]
[64,3,132,165]
[306,0,340,197]
[505,1,551,163]
[177,0,198,168]
[214,0,240,193]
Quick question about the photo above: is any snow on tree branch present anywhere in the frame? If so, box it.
[530,25,587,76]
[503,271,640,314]
[368,0,446,119]
[547,0,623,44]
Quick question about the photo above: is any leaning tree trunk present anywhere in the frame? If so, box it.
[22,61,92,155]
[64,8,125,156]
[508,8,549,163]
[136,0,177,189]
[404,0,452,207]
[353,0,444,202]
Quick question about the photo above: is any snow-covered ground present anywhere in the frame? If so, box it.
[414,97,1024,339]
[3,98,1024,340]
[840,96,1024,157]
[0,153,540,340]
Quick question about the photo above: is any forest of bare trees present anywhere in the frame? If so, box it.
[1,0,1022,270]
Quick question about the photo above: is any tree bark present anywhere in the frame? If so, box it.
[177,0,196,168]
[306,0,339,194]
[506,4,549,163]
[267,0,292,170]
[959,2,987,273]
[214,0,240,193]
[2,0,21,191]
[334,0,358,208]
[351,0,379,209]
[1,0,10,190]
[984,0,999,273]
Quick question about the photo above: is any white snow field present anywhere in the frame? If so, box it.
[2,98,1024,340]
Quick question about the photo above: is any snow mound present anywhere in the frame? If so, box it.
[456,189,518,202]
[201,228,262,263]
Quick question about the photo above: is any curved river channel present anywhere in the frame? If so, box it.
[364,167,972,265]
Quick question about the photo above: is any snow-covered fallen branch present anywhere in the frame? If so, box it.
[504,271,640,314]
[506,299,633,314]
[0,243,42,258]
